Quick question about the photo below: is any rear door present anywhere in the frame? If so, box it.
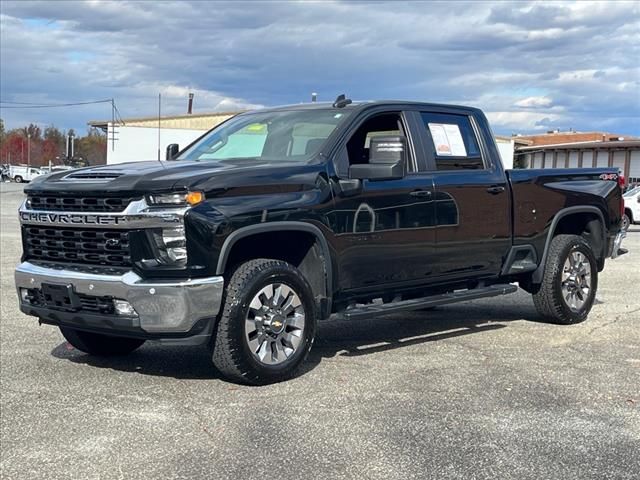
[416,110,511,280]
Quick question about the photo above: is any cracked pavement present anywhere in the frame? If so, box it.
[1,182,639,479]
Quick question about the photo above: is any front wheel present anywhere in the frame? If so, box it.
[212,259,317,385]
[60,327,145,356]
[532,234,598,325]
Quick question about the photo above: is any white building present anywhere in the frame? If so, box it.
[89,112,239,164]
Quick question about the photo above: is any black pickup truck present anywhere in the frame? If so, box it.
[16,97,627,384]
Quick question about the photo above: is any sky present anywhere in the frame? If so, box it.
[1,0,639,136]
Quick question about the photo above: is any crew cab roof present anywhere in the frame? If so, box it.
[244,100,483,115]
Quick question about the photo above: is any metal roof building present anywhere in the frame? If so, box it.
[515,136,640,186]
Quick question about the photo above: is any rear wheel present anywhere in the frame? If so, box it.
[212,259,316,385]
[532,234,598,325]
[622,212,631,231]
[60,327,145,356]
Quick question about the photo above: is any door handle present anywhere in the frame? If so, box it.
[409,190,432,198]
[486,186,505,194]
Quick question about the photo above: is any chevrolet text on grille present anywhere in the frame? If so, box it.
[18,197,186,229]
[20,212,127,226]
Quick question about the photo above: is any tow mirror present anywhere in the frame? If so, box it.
[349,135,407,181]
[166,143,180,160]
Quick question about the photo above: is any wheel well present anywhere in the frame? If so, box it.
[553,212,605,266]
[221,230,329,307]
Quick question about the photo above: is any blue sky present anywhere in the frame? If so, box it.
[1,0,639,136]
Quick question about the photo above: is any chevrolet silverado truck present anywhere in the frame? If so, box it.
[15,97,627,384]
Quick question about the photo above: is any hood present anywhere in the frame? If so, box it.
[24,160,328,198]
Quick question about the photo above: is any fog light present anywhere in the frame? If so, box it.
[113,300,137,316]
[20,288,30,303]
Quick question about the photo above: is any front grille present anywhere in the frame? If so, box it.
[26,195,137,212]
[24,226,131,267]
[25,288,116,314]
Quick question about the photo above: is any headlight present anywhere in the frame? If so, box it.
[149,226,188,265]
[147,191,204,207]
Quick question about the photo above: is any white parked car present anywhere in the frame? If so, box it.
[8,166,44,183]
[623,186,640,230]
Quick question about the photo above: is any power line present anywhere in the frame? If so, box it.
[0,99,113,109]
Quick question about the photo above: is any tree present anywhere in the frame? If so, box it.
[0,132,27,164]
[21,124,42,141]
[42,139,59,164]
[0,123,106,166]
[75,127,107,165]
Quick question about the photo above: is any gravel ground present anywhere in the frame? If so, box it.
[1,181,638,480]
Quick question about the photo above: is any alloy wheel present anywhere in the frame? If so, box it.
[561,250,592,312]
[244,283,306,365]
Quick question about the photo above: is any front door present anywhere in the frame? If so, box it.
[328,110,437,292]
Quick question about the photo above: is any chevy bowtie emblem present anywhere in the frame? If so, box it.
[105,238,120,248]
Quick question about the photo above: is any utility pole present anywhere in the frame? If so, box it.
[157,93,161,162]
[27,133,31,167]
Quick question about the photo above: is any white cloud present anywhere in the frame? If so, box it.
[0,1,638,135]
[514,96,553,108]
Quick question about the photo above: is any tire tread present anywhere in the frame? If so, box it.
[212,259,314,385]
[532,234,597,325]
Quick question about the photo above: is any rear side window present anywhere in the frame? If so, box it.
[420,112,484,170]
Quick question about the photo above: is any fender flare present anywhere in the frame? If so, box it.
[215,221,334,295]
[532,206,606,283]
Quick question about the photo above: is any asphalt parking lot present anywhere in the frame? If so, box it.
[1,181,638,480]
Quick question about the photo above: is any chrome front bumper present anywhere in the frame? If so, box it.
[15,262,224,334]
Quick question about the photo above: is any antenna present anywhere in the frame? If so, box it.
[333,93,352,108]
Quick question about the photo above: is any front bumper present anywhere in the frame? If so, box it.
[15,261,224,337]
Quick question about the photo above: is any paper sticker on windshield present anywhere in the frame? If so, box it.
[245,123,266,133]
[428,123,467,157]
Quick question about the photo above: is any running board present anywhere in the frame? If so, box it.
[336,284,518,321]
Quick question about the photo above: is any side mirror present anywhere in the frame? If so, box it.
[349,135,407,181]
[166,143,180,160]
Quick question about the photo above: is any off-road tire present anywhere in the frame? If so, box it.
[60,327,145,356]
[212,259,316,385]
[532,234,598,325]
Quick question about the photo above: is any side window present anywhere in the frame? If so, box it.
[337,112,410,176]
[420,112,484,171]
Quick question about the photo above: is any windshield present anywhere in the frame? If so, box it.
[624,186,640,197]
[178,109,352,162]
